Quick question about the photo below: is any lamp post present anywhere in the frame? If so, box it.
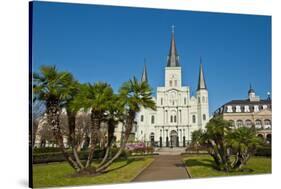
[183,128,186,147]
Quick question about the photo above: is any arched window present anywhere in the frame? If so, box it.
[266,134,271,144]
[169,80,172,87]
[192,115,196,123]
[170,115,173,123]
[161,98,163,105]
[184,98,187,105]
[229,120,235,127]
[255,119,262,129]
[151,115,155,124]
[140,115,144,122]
[237,120,243,128]
[245,120,252,128]
[174,80,177,87]
[203,114,206,121]
[179,110,182,123]
[257,134,264,139]
[174,115,177,123]
[264,119,271,129]
[150,132,155,146]
[198,97,200,103]
[165,110,168,123]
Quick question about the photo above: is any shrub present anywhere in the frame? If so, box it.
[146,146,154,154]
[255,146,271,157]
[33,147,62,154]
[33,149,105,164]
[110,147,130,159]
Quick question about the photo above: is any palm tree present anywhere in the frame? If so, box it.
[202,116,232,171]
[97,94,125,167]
[96,77,156,172]
[64,81,86,170]
[191,129,204,152]
[33,65,81,171]
[227,127,262,169]
[70,82,114,169]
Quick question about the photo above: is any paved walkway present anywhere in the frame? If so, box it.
[133,155,189,182]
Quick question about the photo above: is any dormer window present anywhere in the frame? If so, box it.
[227,106,233,113]
[244,105,250,112]
[254,105,259,112]
[236,105,241,112]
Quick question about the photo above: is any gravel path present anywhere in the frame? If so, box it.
[133,155,188,182]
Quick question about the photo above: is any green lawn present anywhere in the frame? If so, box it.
[183,155,271,178]
[33,157,154,188]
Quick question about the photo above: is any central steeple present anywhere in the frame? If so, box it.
[197,58,207,91]
[167,26,180,67]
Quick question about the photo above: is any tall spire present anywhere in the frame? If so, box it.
[197,58,207,91]
[248,83,255,94]
[167,25,180,67]
[141,60,148,83]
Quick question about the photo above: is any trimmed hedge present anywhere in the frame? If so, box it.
[33,148,129,164]
[255,146,271,157]
[33,150,104,164]
[130,146,154,155]
[33,147,62,154]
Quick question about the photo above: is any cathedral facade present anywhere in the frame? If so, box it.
[135,30,210,147]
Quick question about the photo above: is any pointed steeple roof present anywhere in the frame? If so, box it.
[197,58,207,91]
[167,26,180,67]
[141,60,148,83]
[248,83,255,94]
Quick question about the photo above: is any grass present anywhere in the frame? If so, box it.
[183,155,271,178]
[33,157,154,188]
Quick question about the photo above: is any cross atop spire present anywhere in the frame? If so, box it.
[167,26,180,67]
[141,59,148,83]
[171,25,175,33]
[248,83,255,94]
[197,59,207,91]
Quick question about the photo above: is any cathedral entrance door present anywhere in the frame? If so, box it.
[170,130,178,147]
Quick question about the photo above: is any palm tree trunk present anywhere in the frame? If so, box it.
[85,111,100,168]
[47,100,81,172]
[67,111,84,170]
[98,120,115,167]
[96,113,134,172]
[96,133,127,172]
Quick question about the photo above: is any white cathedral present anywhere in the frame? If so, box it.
[134,30,210,147]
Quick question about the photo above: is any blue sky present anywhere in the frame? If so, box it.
[32,2,271,114]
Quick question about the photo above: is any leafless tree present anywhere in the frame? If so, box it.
[75,111,91,151]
